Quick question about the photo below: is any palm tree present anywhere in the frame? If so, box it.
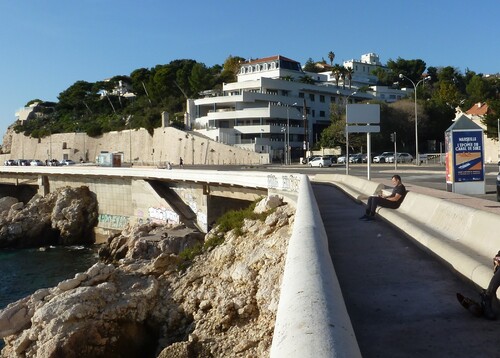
[328,51,335,66]
[332,64,343,88]
[344,67,354,89]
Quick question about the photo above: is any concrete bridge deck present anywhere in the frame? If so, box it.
[313,183,500,358]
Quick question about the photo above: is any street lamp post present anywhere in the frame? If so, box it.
[286,102,298,165]
[342,91,356,175]
[281,126,287,165]
[399,74,431,165]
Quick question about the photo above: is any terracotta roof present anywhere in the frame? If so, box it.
[466,102,489,116]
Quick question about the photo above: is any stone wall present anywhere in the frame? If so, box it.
[1,126,270,166]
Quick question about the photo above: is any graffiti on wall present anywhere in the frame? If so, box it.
[267,174,300,192]
[98,214,129,229]
[197,211,207,228]
[148,207,180,224]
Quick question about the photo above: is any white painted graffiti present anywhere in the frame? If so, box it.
[148,207,180,224]
[267,174,300,192]
[267,174,279,189]
[197,211,207,227]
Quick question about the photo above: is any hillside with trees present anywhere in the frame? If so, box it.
[13,53,500,155]
[317,56,500,154]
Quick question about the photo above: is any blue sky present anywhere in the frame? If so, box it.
[0,0,498,144]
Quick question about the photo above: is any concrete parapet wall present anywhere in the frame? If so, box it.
[318,174,500,296]
[314,173,384,200]
[381,191,500,290]
[271,175,361,358]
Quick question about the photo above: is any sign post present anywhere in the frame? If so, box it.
[346,104,380,180]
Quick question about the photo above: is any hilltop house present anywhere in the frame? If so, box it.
[186,54,408,161]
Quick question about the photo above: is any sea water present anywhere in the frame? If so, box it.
[0,246,98,350]
[0,246,99,310]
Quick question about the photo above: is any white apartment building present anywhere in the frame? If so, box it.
[186,54,407,161]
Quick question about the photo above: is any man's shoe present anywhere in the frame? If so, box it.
[456,293,482,317]
[359,214,369,220]
[480,290,497,320]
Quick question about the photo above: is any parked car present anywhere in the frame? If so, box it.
[338,154,358,164]
[309,156,332,168]
[16,159,31,166]
[386,152,414,163]
[30,160,45,166]
[373,152,394,163]
[301,156,318,164]
[47,159,61,166]
[349,153,363,163]
[4,159,16,166]
[61,159,76,165]
[323,155,337,164]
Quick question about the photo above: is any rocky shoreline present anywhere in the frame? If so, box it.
[0,186,98,249]
[0,195,294,357]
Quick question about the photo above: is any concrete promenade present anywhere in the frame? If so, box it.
[313,183,500,357]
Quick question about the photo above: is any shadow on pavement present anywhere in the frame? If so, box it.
[313,183,500,358]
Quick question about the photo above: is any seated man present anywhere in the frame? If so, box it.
[360,174,406,220]
[457,251,500,320]
[479,253,500,320]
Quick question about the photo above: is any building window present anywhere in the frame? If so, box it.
[264,63,268,70]
[320,111,325,117]
[320,95,325,103]
[299,92,304,98]
[312,110,316,117]
[271,62,276,70]
[309,93,315,102]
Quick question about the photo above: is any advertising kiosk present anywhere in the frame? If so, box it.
[445,115,485,194]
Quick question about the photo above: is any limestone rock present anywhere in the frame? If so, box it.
[0,196,294,358]
[253,194,283,214]
[0,197,18,213]
[0,186,98,249]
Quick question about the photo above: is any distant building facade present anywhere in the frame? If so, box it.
[464,102,498,163]
[187,54,408,161]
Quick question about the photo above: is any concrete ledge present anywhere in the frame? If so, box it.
[319,174,500,296]
[379,191,500,291]
[314,173,384,201]
[271,175,361,358]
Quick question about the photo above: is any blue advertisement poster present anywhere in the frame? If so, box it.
[452,130,484,182]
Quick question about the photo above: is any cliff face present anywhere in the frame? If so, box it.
[0,125,14,154]
[0,196,294,358]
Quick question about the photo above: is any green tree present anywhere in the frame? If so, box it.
[328,51,335,66]
[331,64,343,88]
[344,67,354,89]
[303,58,317,72]
[466,75,494,104]
[388,57,427,83]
